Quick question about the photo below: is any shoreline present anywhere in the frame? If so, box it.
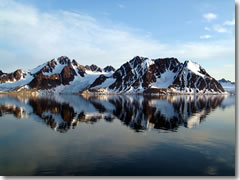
[0,90,234,97]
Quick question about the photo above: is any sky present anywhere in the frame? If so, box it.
[0,0,235,81]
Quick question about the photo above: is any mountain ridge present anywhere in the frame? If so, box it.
[0,56,227,95]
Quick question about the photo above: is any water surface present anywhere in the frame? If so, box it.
[0,94,235,176]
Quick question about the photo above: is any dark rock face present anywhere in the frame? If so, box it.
[103,66,115,72]
[90,64,102,72]
[0,69,24,83]
[29,64,77,89]
[58,56,71,65]
[152,58,180,74]
[13,70,23,81]
[0,74,8,83]
[29,73,61,89]
[84,65,90,71]
[60,65,77,85]
[41,59,58,74]
[90,75,107,88]
[76,65,86,77]
[71,59,86,77]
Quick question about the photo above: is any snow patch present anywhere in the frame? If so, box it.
[92,77,115,89]
[29,62,47,74]
[185,61,205,78]
[42,63,66,76]
[151,70,176,88]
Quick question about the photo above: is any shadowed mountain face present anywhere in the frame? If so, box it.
[0,94,231,133]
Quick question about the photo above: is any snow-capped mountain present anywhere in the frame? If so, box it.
[89,56,225,94]
[0,56,115,93]
[0,56,226,94]
[218,78,235,93]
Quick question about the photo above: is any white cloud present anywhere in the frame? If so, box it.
[223,19,235,26]
[200,35,212,39]
[0,0,235,81]
[118,3,125,8]
[203,13,217,22]
[207,64,235,82]
[170,40,234,61]
[213,24,228,33]
[204,27,211,31]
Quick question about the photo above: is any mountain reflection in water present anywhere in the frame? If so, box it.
[0,95,233,133]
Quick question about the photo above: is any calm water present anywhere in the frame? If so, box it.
[0,94,235,176]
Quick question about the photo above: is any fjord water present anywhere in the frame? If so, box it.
[0,94,235,176]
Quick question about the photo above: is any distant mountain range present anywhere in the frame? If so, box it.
[218,78,235,93]
[0,56,231,95]
[218,78,235,85]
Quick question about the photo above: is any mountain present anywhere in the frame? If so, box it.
[0,56,226,94]
[218,78,235,93]
[89,56,225,94]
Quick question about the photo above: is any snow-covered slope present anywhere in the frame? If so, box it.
[0,56,226,94]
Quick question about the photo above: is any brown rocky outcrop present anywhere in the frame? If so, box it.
[0,69,24,83]
[29,73,61,89]
[60,65,77,85]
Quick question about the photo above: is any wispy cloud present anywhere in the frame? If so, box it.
[0,0,234,81]
[204,27,211,31]
[223,19,235,26]
[118,3,126,9]
[203,13,217,22]
[207,64,235,81]
[200,35,212,39]
[213,24,228,33]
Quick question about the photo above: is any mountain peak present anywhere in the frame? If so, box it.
[183,60,208,78]
[57,56,71,65]
[72,59,78,66]
[89,64,102,72]
[130,56,148,63]
[219,78,227,82]
[103,66,115,72]
[184,60,200,67]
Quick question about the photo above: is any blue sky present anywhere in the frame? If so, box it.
[0,0,235,81]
